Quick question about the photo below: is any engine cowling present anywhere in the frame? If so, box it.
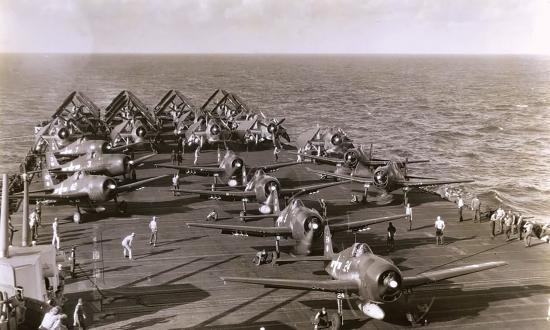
[373,167,389,188]
[57,127,70,140]
[231,157,244,170]
[344,150,360,168]
[135,126,147,138]
[88,177,117,202]
[262,180,280,198]
[330,133,343,146]
[209,124,221,136]
[359,257,403,306]
[303,216,324,238]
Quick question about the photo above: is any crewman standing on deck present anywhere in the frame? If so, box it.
[194,146,201,165]
[171,149,177,164]
[149,216,158,247]
[405,203,412,231]
[457,195,464,222]
[489,212,498,238]
[273,146,280,162]
[51,218,60,249]
[470,196,481,222]
[435,216,445,245]
[172,173,180,195]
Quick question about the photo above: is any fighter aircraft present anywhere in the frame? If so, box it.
[155,149,300,187]
[221,225,507,326]
[44,151,156,180]
[104,91,161,148]
[33,92,109,152]
[49,91,109,137]
[11,169,167,223]
[183,117,227,148]
[200,89,290,147]
[297,143,429,171]
[44,138,138,158]
[174,168,348,215]
[307,161,474,204]
[154,90,199,124]
[188,198,406,256]
[296,126,354,157]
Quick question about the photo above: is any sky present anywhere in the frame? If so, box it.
[1,0,549,54]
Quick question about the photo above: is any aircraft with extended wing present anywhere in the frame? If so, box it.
[46,137,139,158]
[44,151,156,180]
[9,169,167,223]
[155,149,300,188]
[221,225,507,326]
[297,126,354,157]
[188,198,406,256]
[173,168,348,215]
[307,159,474,204]
[297,143,429,171]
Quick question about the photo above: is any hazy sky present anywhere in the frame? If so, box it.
[1,0,549,54]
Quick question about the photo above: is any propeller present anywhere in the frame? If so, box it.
[378,270,402,302]
[296,229,314,255]
[297,216,323,255]
[260,118,288,141]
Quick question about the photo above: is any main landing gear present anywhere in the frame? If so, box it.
[73,205,82,224]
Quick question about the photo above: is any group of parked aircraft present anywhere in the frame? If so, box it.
[8,90,508,328]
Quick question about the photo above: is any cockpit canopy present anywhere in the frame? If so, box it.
[351,243,372,257]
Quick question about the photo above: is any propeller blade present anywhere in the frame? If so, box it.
[296,229,314,255]
[276,118,286,126]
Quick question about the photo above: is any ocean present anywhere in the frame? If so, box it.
[1,54,549,218]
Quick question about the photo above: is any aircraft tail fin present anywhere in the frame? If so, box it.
[41,168,55,188]
[323,225,335,257]
[45,152,60,169]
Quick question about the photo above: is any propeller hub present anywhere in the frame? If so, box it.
[210,124,221,136]
[135,126,147,138]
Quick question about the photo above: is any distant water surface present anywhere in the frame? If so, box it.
[1,54,549,218]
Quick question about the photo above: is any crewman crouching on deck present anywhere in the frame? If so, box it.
[313,307,329,330]
[122,233,135,260]
[206,209,218,222]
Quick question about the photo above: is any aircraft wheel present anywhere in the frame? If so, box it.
[118,201,128,214]
[73,211,82,224]
[330,314,342,330]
